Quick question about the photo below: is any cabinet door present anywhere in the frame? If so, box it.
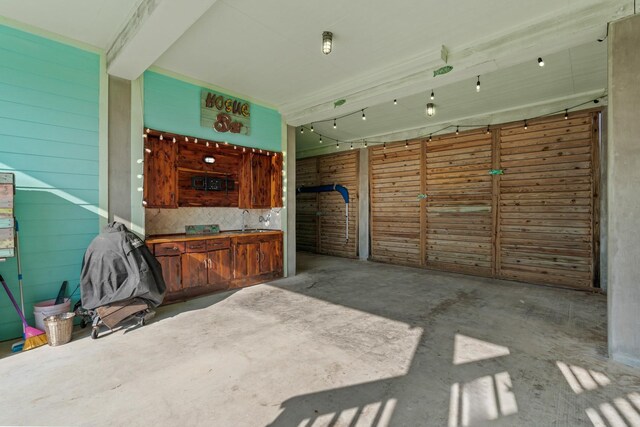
[158,256,181,293]
[144,135,177,208]
[251,154,271,208]
[234,242,261,278]
[259,238,283,275]
[208,249,232,290]
[181,252,208,288]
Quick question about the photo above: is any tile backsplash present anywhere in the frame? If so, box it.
[145,207,283,236]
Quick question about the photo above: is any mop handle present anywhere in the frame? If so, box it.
[0,274,29,328]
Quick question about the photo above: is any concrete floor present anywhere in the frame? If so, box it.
[1,253,640,426]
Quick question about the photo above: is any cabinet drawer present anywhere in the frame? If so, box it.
[154,242,185,256]
[207,239,230,251]
[186,240,208,253]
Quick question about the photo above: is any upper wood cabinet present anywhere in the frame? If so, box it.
[239,152,283,209]
[143,135,178,208]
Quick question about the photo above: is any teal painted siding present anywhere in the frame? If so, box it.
[0,24,100,341]
[144,71,281,152]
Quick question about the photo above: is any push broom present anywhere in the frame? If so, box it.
[0,273,47,351]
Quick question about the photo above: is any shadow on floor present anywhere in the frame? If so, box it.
[264,252,640,426]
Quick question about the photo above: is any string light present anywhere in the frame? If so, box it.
[350,142,354,150]
[429,134,432,142]
[206,141,209,147]
[405,140,409,148]
[185,137,189,142]
[486,125,490,135]
[476,76,481,92]
[336,141,339,149]
[215,143,219,148]
[333,119,337,129]
[524,120,528,130]
[243,147,246,153]
[394,99,397,105]
[430,90,435,100]
[319,135,323,143]
[234,146,237,149]
[159,134,164,141]
[143,133,147,138]
[538,57,545,67]
[310,124,314,132]
[172,137,176,143]
[194,138,198,144]
[146,128,150,134]
[456,126,459,135]
[224,141,229,145]
[565,110,569,120]
[364,140,368,147]
[362,109,366,121]
[300,127,304,134]
[383,142,386,150]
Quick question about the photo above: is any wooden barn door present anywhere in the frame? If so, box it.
[424,130,495,277]
[296,157,320,253]
[496,112,599,288]
[318,152,359,258]
[369,141,422,266]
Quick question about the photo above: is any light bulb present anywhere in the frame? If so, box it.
[300,127,304,134]
[476,76,481,92]
[319,135,323,143]
[430,90,435,100]
[456,126,459,135]
[565,110,569,120]
[524,120,528,130]
[350,142,354,150]
[486,125,490,135]
[383,142,386,150]
[311,125,314,132]
[393,99,397,105]
[333,119,337,129]
[429,134,432,142]
[405,140,409,148]
[362,110,366,121]
[538,57,545,67]
[336,142,339,149]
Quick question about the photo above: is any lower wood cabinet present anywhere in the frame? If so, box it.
[149,231,283,302]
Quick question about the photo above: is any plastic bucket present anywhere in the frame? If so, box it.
[43,313,75,346]
[34,299,71,332]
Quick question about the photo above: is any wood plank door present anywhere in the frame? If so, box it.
[424,130,494,276]
[181,252,208,288]
[296,157,320,252]
[369,141,422,266]
[496,112,597,288]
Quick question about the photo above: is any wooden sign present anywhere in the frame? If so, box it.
[201,90,250,135]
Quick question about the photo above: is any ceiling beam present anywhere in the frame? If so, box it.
[282,0,630,126]
[107,0,219,80]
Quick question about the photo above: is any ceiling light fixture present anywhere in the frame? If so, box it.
[476,76,481,92]
[322,31,333,55]
[430,90,435,100]
[538,57,545,67]
[425,103,436,117]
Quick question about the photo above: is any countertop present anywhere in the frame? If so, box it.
[145,229,283,244]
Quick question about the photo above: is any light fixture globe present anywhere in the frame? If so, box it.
[425,102,436,117]
[322,31,333,55]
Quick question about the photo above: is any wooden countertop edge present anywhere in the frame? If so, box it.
[146,230,283,244]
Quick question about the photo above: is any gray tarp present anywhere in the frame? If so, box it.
[80,222,166,310]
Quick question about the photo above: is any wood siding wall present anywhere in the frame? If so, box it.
[369,111,600,289]
[295,151,359,258]
[370,142,422,266]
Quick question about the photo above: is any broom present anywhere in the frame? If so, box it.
[0,274,47,351]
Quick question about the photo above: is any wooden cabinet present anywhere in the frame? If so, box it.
[233,233,283,282]
[143,135,178,208]
[181,239,232,291]
[149,232,283,301]
[239,152,283,208]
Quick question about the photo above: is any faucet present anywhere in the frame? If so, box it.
[241,209,250,231]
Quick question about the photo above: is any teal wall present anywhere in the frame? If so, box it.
[0,24,100,341]
[144,71,282,151]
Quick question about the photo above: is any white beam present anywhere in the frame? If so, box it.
[107,0,219,80]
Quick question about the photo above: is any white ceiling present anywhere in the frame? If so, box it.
[0,0,632,155]
[0,0,141,49]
